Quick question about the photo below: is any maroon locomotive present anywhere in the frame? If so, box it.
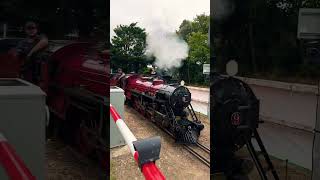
[0,38,109,166]
[111,73,204,144]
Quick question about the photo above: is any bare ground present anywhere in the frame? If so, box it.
[46,139,107,180]
[110,106,211,180]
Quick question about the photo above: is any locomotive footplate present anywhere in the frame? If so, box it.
[132,136,161,169]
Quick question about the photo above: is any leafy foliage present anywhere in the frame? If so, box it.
[177,20,193,41]
[187,32,210,64]
[111,23,146,58]
[177,14,210,85]
[111,23,149,73]
[191,14,210,34]
[177,14,210,41]
[213,0,320,83]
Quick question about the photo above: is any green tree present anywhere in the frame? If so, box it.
[177,14,210,41]
[187,32,210,64]
[111,23,148,73]
[177,14,210,86]
[177,20,193,41]
[191,14,210,34]
[111,23,146,58]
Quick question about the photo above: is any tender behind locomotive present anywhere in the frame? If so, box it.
[114,74,204,144]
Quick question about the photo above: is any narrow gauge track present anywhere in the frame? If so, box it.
[152,120,211,168]
[183,144,210,168]
[196,142,210,154]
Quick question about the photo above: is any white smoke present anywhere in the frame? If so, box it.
[110,0,209,70]
[146,25,189,70]
[110,0,209,39]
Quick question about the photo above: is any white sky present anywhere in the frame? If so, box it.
[110,0,210,38]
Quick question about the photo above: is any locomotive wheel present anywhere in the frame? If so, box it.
[60,107,79,145]
[133,97,140,111]
[73,109,107,166]
[75,121,92,155]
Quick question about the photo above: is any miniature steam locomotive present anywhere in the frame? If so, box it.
[0,39,109,166]
[112,73,204,144]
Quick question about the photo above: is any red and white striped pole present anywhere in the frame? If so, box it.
[110,104,166,180]
[0,133,35,180]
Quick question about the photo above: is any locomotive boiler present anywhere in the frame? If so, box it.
[0,39,109,167]
[112,74,204,144]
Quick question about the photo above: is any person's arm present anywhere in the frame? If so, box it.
[27,36,48,58]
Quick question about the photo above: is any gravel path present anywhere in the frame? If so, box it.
[46,139,107,180]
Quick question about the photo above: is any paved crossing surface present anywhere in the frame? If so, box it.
[188,86,209,116]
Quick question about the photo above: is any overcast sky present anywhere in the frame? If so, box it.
[110,0,210,38]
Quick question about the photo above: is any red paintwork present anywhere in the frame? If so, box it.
[110,104,122,123]
[49,42,108,95]
[135,152,166,180]
[0,39,23,78]
[46,42,109,118]
[0,135,36,180]
[0,39,109,119]
[124,75,165,99]
[0,53,21,78]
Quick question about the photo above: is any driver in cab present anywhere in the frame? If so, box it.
[16,21,48,59]
[12,21,48,82]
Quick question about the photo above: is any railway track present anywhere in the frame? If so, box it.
[157,124,211,168]
[196,142,210,153]
[183,143,210,168]
[128,105,211,168]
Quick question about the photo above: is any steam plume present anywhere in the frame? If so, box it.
[146,25,189,70]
